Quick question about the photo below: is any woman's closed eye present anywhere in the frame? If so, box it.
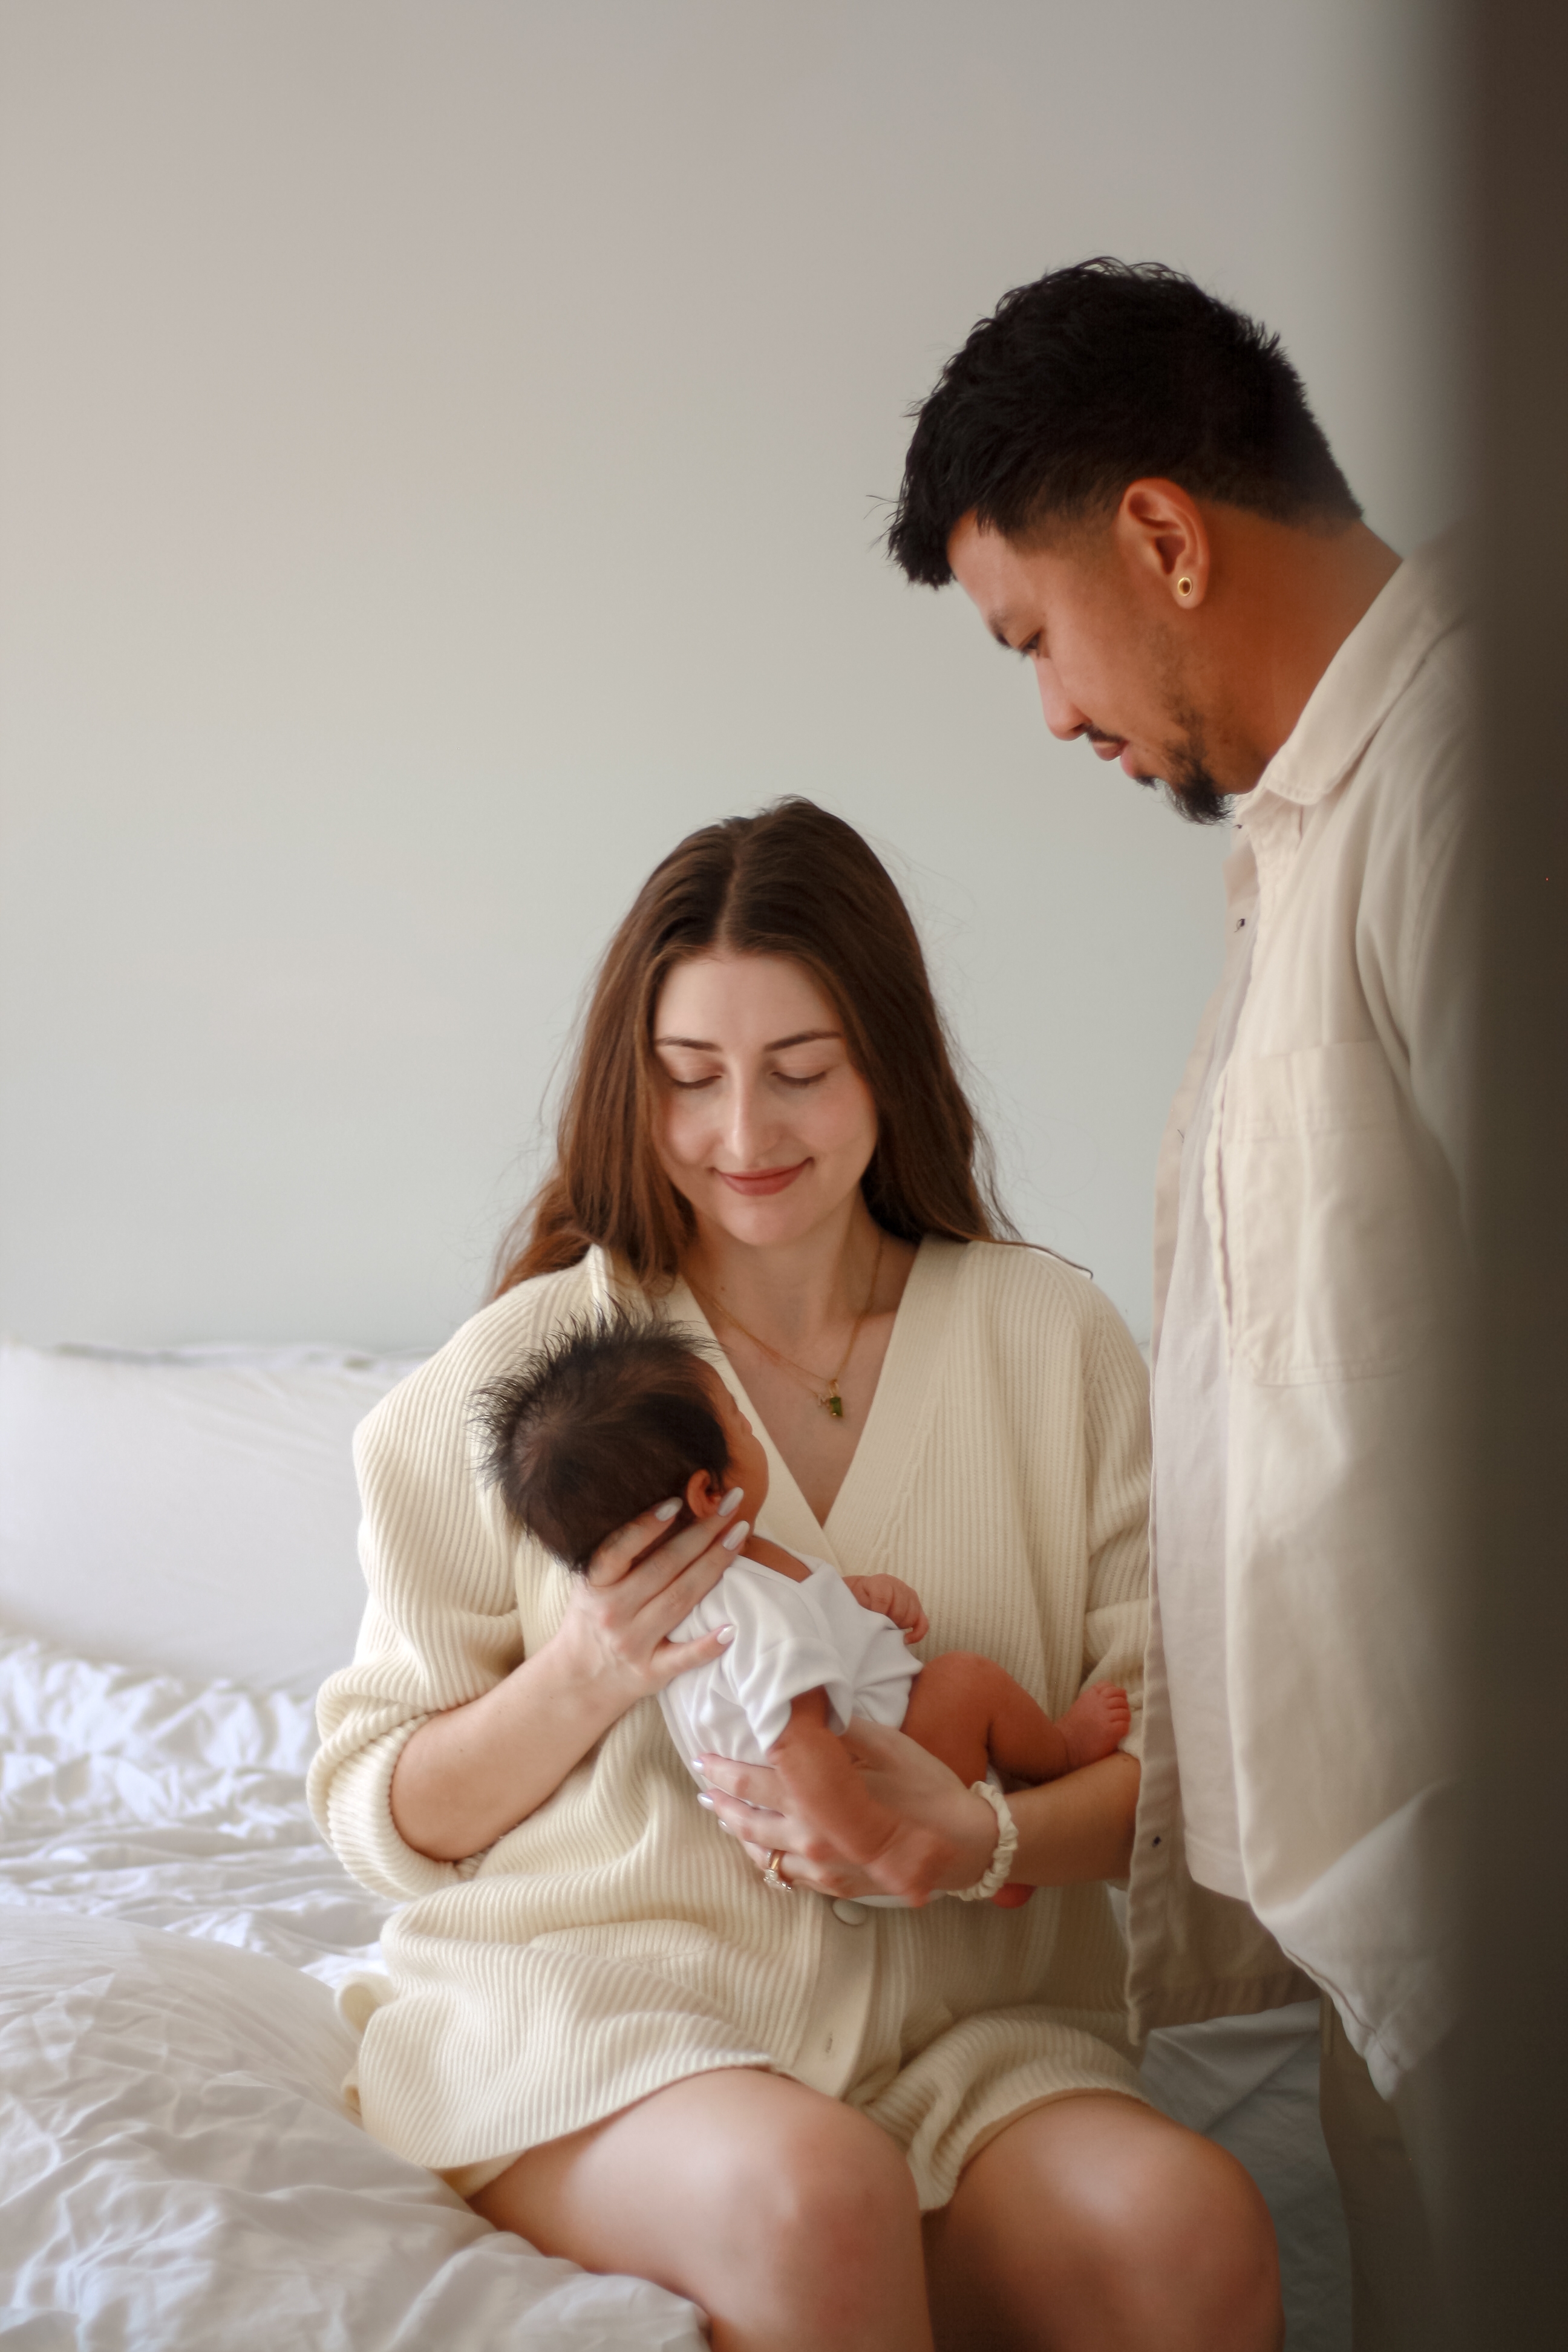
[662,1065,831,1093]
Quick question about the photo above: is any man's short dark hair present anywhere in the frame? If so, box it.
[887,258,1361,587]
[471,1313,729,1573]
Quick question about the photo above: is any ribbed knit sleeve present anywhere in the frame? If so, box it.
[308,1261,595,1902]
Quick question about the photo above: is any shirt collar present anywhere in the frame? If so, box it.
[1241,528,1467,818]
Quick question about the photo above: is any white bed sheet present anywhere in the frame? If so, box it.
[0,1632,388,1984]
[0,1910,705,2352]
[0,1632,707,2348]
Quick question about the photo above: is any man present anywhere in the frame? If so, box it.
[888,258,1471,2348]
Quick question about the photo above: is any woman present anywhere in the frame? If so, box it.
[312,800,1281,2352]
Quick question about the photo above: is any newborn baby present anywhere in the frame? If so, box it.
[474,1314,1129,1907]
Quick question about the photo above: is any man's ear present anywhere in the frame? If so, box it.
[685,1466,723,1519]
[1116,478,1211,609]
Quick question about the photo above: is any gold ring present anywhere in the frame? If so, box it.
[762,1848,792,1893]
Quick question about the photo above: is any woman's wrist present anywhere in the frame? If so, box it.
[933,1780,1010,1895]
[946,1780,1019,1900]
[533,1613,648,1744]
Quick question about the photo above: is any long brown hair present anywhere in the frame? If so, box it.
[492,798,1014,1296]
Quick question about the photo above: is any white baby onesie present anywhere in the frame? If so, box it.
[659,1551,921,1779]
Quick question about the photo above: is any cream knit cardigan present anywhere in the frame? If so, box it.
[310,1237,1152,2208]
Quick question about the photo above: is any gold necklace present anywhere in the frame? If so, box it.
[693,1232,884,1420]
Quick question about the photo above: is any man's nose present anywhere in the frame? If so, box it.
[1034,658,1089,742]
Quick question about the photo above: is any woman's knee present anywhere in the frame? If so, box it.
[1068,2120,1282,2351]
[669,2091,926,2347]
[485,2071,924,2341]
[1131,2131,1281,2342]
[942,2099,1282,2352]
[745,2096,921,2275]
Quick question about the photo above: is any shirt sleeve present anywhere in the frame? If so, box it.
[1077,1282,1153,1760]
[306,1296,547,1903]
[1399,740,1481,1239]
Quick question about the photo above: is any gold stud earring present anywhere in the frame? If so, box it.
[1176,575,1194,599]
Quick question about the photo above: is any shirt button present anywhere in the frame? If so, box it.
[832,1898,867,1926]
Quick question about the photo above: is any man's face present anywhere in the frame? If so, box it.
[946,511,1232,825]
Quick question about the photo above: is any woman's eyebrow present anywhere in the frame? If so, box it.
[653,1029,842,1052]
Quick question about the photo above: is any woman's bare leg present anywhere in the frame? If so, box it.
[473,2065,933,2352]
[923,2093,1283,2352]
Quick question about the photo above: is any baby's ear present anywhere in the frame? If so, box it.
[684,1466,722,1518]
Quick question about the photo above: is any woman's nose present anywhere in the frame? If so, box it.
[722,1081,770,1161]
[1034,657,1089,743]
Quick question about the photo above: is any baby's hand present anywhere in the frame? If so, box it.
[844,1573,929,1646]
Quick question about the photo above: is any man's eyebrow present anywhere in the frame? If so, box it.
[653,1029,842,1053]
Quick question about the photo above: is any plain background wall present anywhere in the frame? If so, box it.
[0,0,1460,1351]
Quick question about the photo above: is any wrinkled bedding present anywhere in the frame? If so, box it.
[0,1632,707,2348]
[0,1633,387,1983]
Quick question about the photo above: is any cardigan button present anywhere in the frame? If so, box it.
[832,1898,868,1926]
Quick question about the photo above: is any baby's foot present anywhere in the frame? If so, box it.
[1058,1684,1132,1771]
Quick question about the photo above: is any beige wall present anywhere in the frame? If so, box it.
[0,0,1461,1348]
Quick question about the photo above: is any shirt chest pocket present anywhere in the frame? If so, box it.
[1210,1042,1441,1385]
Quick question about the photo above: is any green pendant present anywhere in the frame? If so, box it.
[823,1388,844,1419]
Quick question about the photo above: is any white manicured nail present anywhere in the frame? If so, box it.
[696,1792,715,1809]
[720,1487,744,1516]
[722,1520,750,1550]
[716,1624,735,1645]
[654,1498,681,1521]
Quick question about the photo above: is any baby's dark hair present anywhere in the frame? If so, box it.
[471,1312,730,1572]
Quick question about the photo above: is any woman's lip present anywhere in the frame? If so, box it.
[715,1163,809,1197]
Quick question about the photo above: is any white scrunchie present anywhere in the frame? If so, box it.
[947,1778,1020,1902]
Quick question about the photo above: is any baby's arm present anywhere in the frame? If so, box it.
[842,1573,929,1646]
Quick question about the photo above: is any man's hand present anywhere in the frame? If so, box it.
[843,1573,929,1645]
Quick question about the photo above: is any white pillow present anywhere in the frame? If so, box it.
[0,1341,425,1695]
[0,1909,706,2350]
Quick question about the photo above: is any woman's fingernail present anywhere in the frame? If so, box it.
[722,1520,750,1550]
[720,1487,744,1516]
[696,1791,716,1809]
[654,1498,681,1522]
[716,1624,736,1645]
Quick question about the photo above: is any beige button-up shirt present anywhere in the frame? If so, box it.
[1126,534,1475,2097]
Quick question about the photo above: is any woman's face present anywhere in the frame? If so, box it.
[651,952,879,1253]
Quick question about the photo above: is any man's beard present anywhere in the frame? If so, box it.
[1135,709,1232,828]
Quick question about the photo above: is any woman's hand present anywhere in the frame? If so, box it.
[391,1495,745,1864]
[697,1726,1142,1902]
[697,1719,997,1904]
[555,1492,749,1710]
